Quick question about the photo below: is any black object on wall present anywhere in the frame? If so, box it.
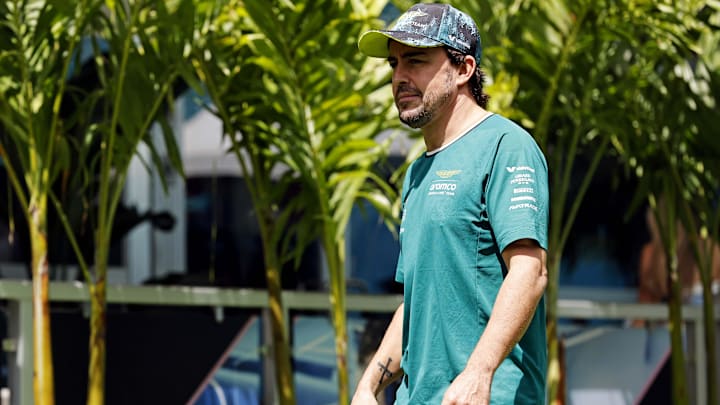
[51,304,253,405]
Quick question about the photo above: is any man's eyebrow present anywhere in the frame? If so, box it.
[401,50,428,58]
[387,50,429,62]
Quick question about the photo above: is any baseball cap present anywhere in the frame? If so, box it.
[358,3,482,63]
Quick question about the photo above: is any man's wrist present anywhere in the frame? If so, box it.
[465,357,496,379]
[356,377,380,396]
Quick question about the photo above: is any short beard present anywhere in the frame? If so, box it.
[400,108,432,128]
[397,68,454,129]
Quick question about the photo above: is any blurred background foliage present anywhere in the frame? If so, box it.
[0,0,718,404]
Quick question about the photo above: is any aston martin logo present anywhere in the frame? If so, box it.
[404,10,429,19]
[436,170,462,179]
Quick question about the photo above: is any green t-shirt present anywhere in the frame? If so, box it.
[394,114,548,404]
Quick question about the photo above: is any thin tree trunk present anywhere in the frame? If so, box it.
[546,250,562,405]
[653,195,689,405]
[666,252,688,405]
[87,170,111,405]
[29,197,55,405]
[700,278,718,404]
[86,279,107,405]
[261,239,295,405]
[266,266,295,404]
[696,238,718,404]
[325,240,348,405]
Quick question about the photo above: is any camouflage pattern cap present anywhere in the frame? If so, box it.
[358,3,482,63]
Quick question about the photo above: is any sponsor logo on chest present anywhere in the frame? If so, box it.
[428,169,462,196]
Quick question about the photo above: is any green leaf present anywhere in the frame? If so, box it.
[158,112,185,179]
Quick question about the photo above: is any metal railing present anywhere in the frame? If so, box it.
[0,280,715,405]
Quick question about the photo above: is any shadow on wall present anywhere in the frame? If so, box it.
[51,303,254,405]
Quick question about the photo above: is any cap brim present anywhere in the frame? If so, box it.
[358,30,444,58]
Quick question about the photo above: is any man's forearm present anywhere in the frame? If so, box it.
[355,303,405,395]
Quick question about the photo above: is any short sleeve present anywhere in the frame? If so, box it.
[394,248,405,283]
[394,162,416,283]
[486,129,549,253]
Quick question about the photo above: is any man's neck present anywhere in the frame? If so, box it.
[422,96,489,152]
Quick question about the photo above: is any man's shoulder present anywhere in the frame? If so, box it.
[479,114,543,154]
[482,114,533,138]
[464,114,539,157]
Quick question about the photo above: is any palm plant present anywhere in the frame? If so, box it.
[1,1,193,404]
[0,1,99,402]
[63,2,194,403]
[614,9,720,402]
[190,0,396,403]
[447,0,715,403]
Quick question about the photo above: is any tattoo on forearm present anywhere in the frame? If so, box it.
[378,357,393,384]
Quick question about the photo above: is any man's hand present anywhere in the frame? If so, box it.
[350,389,379,405]
[441,370,491,405]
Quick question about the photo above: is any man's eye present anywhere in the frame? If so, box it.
[388,61,398,69]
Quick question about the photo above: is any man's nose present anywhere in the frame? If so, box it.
[392,64,408,86]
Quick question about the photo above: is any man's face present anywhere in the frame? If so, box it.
[387,41,457,128]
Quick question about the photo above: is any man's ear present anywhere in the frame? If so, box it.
[456,54,475,86]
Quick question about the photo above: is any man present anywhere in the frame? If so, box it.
[352,4,549,404]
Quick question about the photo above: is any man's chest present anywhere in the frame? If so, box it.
[401,161,486,233]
